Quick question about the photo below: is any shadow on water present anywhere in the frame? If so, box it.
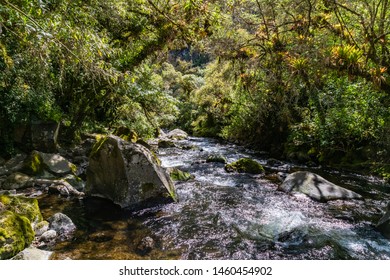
[38,137,390,259]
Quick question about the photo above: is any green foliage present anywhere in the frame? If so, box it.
[290,76,387,163]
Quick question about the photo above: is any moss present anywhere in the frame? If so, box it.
[225,158,264,174]
[206,155,227,164]
[151,151,162,166]
[169,168,194,181]
[140,183,156,198]
[0,211,35,260]
[90,134,108,158]
[0,195,43,224]
[22,151,44,176]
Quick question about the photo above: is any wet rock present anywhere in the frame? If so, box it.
[11,247,53,260]
[48,213,76,240]
[86,135,176,208]
[136,236,155,255]
[278,171,362,202]
[1,172,32,190]
[225,158,264,174]
[206,154,227,164]
[158,139,176,148]
[168,168,194,181]
[166,129,188,140]
[377,203,390,239]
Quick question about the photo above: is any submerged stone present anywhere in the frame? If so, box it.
[225,158,264,174]
[278,171,362,202]
[86,135,176,208]
[206,154,227,164]
[168,168,194,181]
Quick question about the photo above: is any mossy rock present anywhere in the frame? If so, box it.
[22,151,77,177]
[206,154,227,164]
[169,168,194,181]
[0,195,43,224]
[225,158,264,174]
[0,211,35,260]
[22,151,45,176]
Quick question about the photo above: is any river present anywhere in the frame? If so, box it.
[38,137,390,259]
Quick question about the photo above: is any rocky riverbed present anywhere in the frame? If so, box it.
[1,130,390,259]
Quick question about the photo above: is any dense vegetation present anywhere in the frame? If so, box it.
[1,0,389,179]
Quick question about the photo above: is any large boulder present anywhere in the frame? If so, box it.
[86,135,177,208]
[278,171,362,202]
[13,121,60,153]
[377,203,390,239]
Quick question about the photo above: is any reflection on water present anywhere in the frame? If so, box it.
[38,137,390,259]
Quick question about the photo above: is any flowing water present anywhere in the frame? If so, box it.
[39,137,390,260]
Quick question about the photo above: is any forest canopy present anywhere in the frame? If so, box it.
[0,0,389,179]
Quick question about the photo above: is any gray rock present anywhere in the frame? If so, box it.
[30,121,60,153]
[86,135,176,208]
[39,229,57,242]
[136,236,155,255]
[166,129,188,140]
[34,221,50,236]
[11,247,53,260]
[39,152,76,176]
[1,172,31,190]
[278,171,362,202]
[377,203,390,239]
[48,213,76,240]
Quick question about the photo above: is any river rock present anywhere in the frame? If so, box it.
[168,168,194,181]
[166,129,188,140]
[34,221,50,236]
[0,195,42,259]
[377,203,390,239]
[48,213,76,240]
[1,172,32,190]
[11,247,53,260]
[86,135,176,208]
[0,211,35,259]
[39,229,58,243]
[225,158,264,174]
[22,151,77,177]
[206,154,227,164]
[278,171,362,202]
